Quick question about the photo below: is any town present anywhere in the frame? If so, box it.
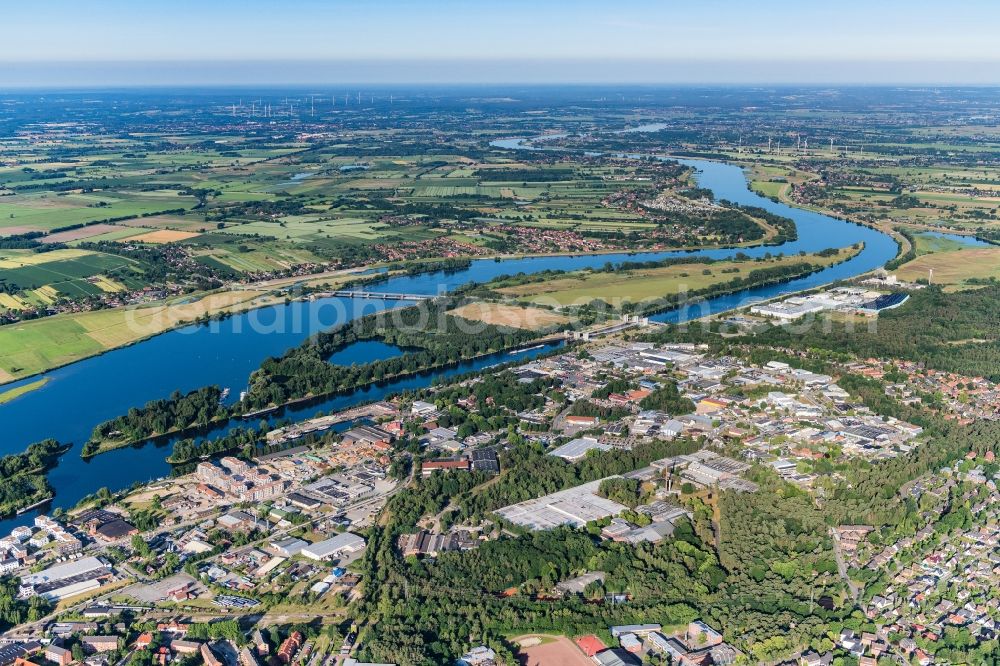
[2,304,997,665]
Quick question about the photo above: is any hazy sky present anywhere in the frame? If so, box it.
[3,0,1000,86]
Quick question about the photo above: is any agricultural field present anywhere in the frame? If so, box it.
[4,86,1000,383]
[743,152,1000,237]
[912,232,976,255]
[119,214,213,232]
[39,223,131,244]
[0,191,199,234]
[748,164,817,203]
[447,302,569,330]
[0,248,147,298]
[897,247,1000,290]
[126,229,201,244]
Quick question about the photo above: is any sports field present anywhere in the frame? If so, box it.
[513,635,594,666]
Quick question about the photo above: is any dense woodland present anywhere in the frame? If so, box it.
[0,439,65,517]
[711,471,848,661]
[84,386,229,454]
[638,381,695,415]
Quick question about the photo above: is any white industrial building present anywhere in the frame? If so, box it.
[301,532,366,561]
[549,436,612,461]
[494,478,628,530]
[20,556,112,601]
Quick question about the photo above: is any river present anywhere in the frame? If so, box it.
[0,145,897,532]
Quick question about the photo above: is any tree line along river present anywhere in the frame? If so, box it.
[0,153,898,533]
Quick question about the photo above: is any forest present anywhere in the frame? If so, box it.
[638,381,695,415]
[751,284,1000,381]
[0,438,66,517]
[709,470,849,662]
[353,453,719,665]
[84,386,229,455]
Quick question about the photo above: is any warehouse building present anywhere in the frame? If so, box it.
[301,532,366,561]
[19,556,112,601]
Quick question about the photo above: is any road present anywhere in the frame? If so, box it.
[230,266,370,292]
[830,527,861,601]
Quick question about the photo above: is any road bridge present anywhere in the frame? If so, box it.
[314,290,434,301]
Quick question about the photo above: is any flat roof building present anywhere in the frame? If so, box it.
[494,478,627,530]
[301,532,366,561]
[20,556,112,601]
[270,537,308,557]
[549,436,612,462]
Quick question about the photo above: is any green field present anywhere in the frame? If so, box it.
[0,191,198,233]
[897,247,1000,290]
[497,247,859,307]
[913,232,973,255]
[0,316,107,379]
[0,249,145,296]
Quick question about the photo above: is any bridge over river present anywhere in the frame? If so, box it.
[311,290,434,301]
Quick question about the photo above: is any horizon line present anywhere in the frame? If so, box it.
[3,59,1000,88]
[4,82,1000,91]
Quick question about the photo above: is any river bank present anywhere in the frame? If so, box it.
[82,245,859,459]
[0,153,898,533]
[81,328,569,460]
[0,216,813,390]
[0,377,49,404]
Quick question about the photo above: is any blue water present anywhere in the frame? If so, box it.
[649,158,898,322]
[0,150,898,532]
[327,340,406,365]
[0,339,562,533]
